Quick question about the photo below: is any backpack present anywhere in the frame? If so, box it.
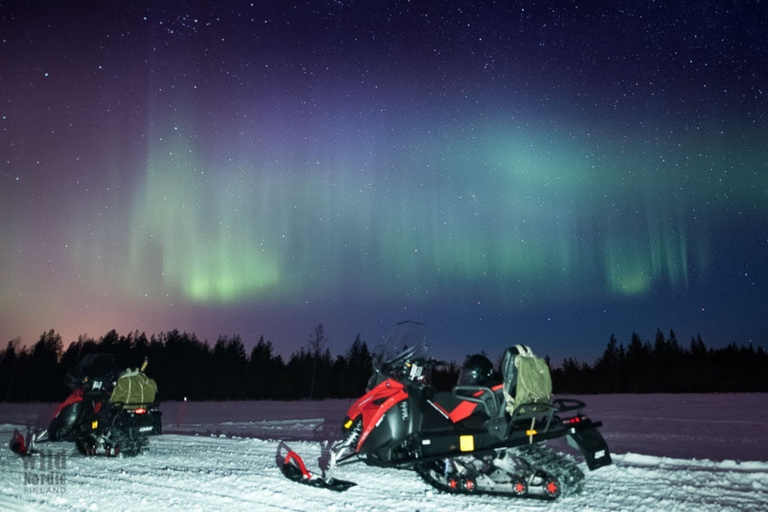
[501,344,552,415]
[109,368,158,408]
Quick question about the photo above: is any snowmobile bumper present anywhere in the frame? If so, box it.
[115,403,163,437]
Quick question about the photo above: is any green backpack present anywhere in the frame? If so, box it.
[109,368,158,408]
[501,344,552,415]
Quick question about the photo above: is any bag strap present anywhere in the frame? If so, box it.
[513,344,533,358]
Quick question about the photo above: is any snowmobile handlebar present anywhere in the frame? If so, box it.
[369,357,448,390]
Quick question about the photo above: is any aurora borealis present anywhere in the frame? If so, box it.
[2,1,766,362]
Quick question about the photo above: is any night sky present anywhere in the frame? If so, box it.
[2,1,766,364]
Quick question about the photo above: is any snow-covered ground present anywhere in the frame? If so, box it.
[1,394,767,511]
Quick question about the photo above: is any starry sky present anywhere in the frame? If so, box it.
[2,1,766,364]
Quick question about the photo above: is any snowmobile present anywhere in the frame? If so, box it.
[10,353,162,457]
[280,321,612,499]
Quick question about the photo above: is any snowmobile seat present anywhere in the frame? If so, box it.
[426,383,505,430]
[455,383,510,439]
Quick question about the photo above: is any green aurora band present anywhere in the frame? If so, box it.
[111,117,746,310]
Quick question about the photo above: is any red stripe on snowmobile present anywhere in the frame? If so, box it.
[349,379,408,451]
[284,450,311,479]
[53,388,84,419]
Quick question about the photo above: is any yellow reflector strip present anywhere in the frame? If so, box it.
[344,419,353,429]
[92,421,98,430]
[459,435,474,452]
[526,429,537,436]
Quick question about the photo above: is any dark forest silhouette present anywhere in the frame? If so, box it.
[1,326,766,402]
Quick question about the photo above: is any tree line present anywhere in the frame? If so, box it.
[551,329,768,394]
[0,325,373,402]
[1,326,765,402]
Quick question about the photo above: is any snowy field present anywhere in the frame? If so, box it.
[1,394,767,511]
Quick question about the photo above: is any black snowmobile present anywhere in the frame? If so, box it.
[281,321,612,500]
[10,353,162,457]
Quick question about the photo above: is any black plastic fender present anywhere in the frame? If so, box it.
[566,425,612,470]
[48,401,87,441]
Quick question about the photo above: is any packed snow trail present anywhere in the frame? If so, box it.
[2,431,768,511]
[2,395,768,511]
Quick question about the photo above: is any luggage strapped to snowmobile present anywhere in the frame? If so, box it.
[109,360,158,410]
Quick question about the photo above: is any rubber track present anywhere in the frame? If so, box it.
[517,443,585,497]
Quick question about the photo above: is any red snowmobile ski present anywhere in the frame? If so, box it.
[281,321,612,500]
[10,353,162,457]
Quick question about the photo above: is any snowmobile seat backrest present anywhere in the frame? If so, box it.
[501,344,552,415]
[500,344,526,402]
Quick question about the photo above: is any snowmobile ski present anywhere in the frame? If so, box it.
[280,448,356,492]
[10,428,51,457]
[10,429,30,456]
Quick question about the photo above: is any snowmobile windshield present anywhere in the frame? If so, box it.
[372,321,429,376]
[65,353,117,390]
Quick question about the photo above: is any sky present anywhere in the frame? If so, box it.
[1,1,766,364]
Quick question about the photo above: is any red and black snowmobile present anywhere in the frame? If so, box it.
[280,321,612,499]
[10,353,162,457]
